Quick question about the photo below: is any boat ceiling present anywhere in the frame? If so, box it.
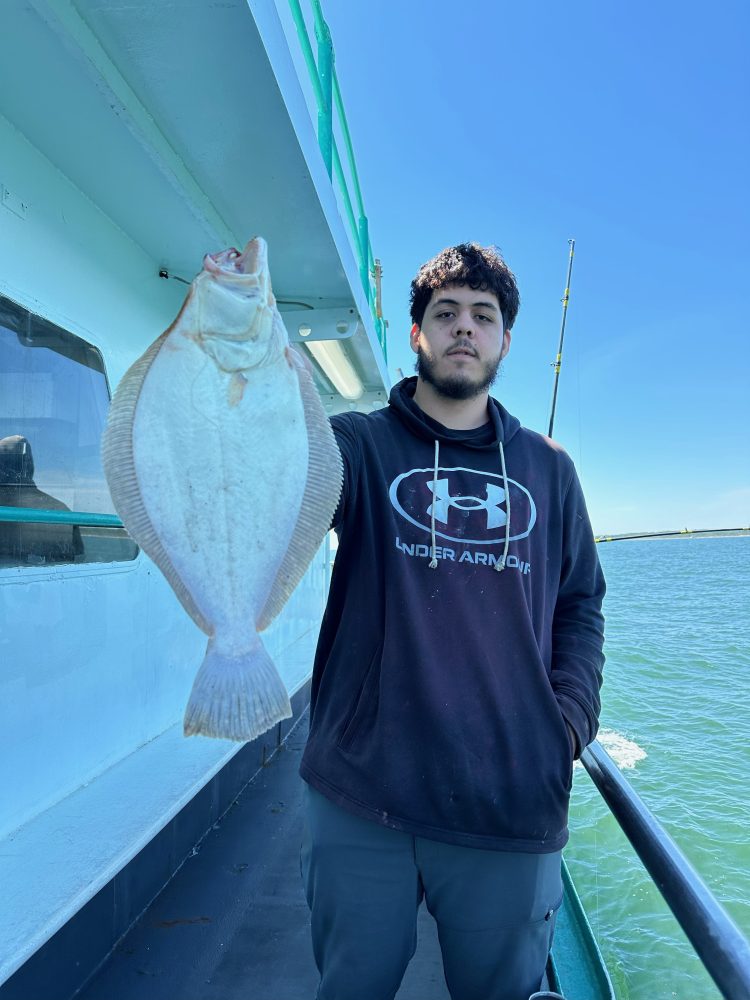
[2,0,387,393]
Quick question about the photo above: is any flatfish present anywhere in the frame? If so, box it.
[102,238,342,741]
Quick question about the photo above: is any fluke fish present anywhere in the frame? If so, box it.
[102,238,343,741]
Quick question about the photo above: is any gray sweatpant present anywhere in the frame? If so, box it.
[301,784,563,1000]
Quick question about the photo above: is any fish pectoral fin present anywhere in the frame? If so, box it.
[228,372,248,407]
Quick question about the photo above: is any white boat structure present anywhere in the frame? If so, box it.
[0,0,389,993]
[3,3,749,999]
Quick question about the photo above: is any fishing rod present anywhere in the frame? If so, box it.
[547,239,576,438]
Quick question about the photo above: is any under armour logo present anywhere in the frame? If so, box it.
[427,478,507,530]
[389,466,536,544]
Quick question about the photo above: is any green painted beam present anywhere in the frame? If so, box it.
[0,506,123,528]
[551,860,616,1000]
[287,0,325,109]
[314,9,333,177]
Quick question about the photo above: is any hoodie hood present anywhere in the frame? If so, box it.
[389,377,521,448]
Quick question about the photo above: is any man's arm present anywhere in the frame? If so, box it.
[551,469,606,759]
[329,414,360,531]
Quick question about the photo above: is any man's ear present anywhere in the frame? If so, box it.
[409,323,421,355]
[501,329,512,360]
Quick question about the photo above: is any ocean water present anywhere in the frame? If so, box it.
[564,536,750,999]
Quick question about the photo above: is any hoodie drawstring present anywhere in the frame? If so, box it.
[428,437,511,572]
[428,439,440,568]
[494,440,511,572]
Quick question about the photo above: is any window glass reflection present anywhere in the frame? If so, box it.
[0,295,137,566]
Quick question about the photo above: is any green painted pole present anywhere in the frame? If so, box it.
[314,12,333,177]
[287,0,325,109]
[333,70,366,219]
[358,215,370,301]
[288,0,388,359]
[332,141,359,251]
[0,506,123,527]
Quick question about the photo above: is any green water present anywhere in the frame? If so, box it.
[565,536,750,999]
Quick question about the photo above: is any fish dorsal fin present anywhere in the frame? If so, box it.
[256,353,343,631]
[101,333,212,635]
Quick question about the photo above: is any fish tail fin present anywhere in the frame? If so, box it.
[183,637,291,741]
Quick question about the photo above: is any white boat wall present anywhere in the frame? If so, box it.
[0,0,388,990]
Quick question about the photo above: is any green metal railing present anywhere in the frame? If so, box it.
[0,505,123,527]
[288,0,387,360]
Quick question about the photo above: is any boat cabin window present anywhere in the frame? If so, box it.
[0,294,138,567]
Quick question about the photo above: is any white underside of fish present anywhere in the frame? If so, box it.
[102,240,343,741]
[135,335,307,646]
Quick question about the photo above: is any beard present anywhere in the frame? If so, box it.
[415,347,502,400]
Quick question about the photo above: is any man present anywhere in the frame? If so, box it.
[300,243,605,1000]
[0,435,84,564]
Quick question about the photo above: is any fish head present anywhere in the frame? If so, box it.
[187,237,287,372]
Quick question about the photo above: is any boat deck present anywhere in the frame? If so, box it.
[76,715,453,1000]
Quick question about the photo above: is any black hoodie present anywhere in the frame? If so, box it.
[300,377,605,853]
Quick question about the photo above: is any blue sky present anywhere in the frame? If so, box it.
[317,0,749,534]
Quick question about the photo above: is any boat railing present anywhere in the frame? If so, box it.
[0,507,122,528]
[580,739,750,1000]
[287,0,388,360]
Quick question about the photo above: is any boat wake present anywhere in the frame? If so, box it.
[575,728,647,770]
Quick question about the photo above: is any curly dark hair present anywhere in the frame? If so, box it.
[409,243,520,330]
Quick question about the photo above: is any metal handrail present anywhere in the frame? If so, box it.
[331,140,359,267]
[0,505,123,528]
[581,739,750,1000]
[287,0,387,358]
[332,68,365,219]
[596,527,749,543]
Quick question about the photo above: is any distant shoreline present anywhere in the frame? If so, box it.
[595,528,749,543]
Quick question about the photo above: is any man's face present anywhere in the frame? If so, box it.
[410,284,511,400]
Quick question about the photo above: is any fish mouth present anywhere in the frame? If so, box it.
[203,237,268,279]
[199,237,276,344]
